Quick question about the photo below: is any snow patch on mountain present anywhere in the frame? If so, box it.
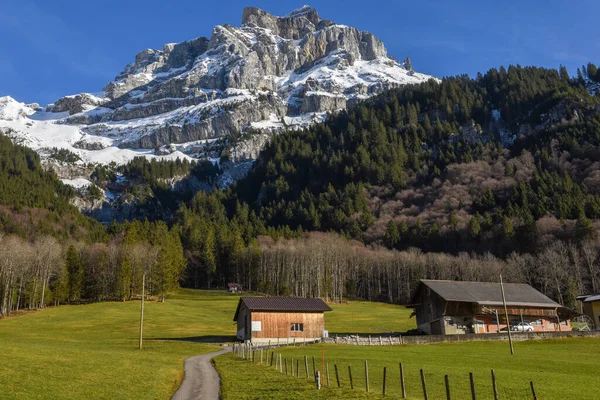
[0,96,195,166]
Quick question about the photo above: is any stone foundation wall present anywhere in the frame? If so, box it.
[322,330,600,345]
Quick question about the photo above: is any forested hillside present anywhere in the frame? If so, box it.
[0,135,105,241]
[0,137,186,315]
[3,63,600,314]
[174,63,600,303]
[234,63,600,254]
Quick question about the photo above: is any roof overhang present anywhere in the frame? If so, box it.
[476,301,560,308]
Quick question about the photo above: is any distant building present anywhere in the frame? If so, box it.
[233,297,332,343]
[407,280,573,335]
[577,294,600,330]
[227,283,242,293]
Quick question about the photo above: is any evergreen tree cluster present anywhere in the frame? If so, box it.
[0,135,104,241]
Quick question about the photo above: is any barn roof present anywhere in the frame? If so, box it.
[233,297,332,321]
[409,280,561,308]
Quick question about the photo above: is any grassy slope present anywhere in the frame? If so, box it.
[10,290,595,400]
[216,340,600,400]
[0,290,236,400]
[326,301,415,334]
[1,290,410,399]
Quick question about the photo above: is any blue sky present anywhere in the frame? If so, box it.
[1,0,598,106]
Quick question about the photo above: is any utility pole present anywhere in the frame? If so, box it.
[139,273,145,350]
[500,274,514,355]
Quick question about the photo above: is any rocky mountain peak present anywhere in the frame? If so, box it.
[242,6,322,39]
[1,5,436,188]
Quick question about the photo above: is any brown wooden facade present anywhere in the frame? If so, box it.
[234,297,331,343]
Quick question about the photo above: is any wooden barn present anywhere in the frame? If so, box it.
[408,280,574,335]
[233,297,332,343]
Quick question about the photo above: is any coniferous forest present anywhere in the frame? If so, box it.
[2,63,600,315]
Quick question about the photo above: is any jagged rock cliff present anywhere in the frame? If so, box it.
[0,5,434,180]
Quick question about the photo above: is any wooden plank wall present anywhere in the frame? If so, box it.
[476,306,557,317]
[250,311,324,339]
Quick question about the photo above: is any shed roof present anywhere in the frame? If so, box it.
[410,280,561,308]
[577,294,600,303]
[233,297,332,321]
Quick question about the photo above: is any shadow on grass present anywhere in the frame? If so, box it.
[147,335,237,343]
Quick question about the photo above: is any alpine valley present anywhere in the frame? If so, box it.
[1,5,600,301]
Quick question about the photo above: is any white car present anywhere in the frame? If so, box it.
[511,322,534,332]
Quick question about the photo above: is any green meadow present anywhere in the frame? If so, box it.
[0,290,229,400]
[3,289,599,399]
[216,339,600,400]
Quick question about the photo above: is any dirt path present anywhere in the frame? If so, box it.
[171,346,231,400]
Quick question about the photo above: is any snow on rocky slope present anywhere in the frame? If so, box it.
[0,5,435,185]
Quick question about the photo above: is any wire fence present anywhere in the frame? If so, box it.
[231,343,540,400]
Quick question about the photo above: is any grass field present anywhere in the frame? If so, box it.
[1,290,411,399]
[5,289,598,399]
[0,290,232,400]
[215,339,600,400]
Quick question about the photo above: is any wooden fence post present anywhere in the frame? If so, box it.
[285,358,288,375]
[304,356,309,378]
[270,351,274,367]
[400,362,407,398]
[312,356,317,381]
[530,381,538,400]
[296,359,300,377]
[364,360,369,392]
[383,367,387,396]
[348,366,354,389]
[335,364,341,387]
[326,363,330,387]
[420,369,428,400]
[445,375,451,400]
[280,355,283,373]
[491,369,498,400]
[260,348,263,364]
[469,372,476,400]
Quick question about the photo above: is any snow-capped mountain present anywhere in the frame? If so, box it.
[0,6,434,182]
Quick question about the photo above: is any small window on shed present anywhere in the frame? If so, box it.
[251,321,262,332]
[291,323,304,332]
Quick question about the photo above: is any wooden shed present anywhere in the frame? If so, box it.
[233,297,332,343]
[227,283,242,293]
[408,280,574,335]
[577,293,600,330]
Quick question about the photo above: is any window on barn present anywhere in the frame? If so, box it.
[291,323,304,332]
[251,321,262,331]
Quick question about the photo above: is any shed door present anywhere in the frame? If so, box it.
[431,319,443,335]
[245,314,250,338]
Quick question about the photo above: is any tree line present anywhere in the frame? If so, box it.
[0,220,185,316]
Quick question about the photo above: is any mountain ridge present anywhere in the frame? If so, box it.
[0,5,434,189]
